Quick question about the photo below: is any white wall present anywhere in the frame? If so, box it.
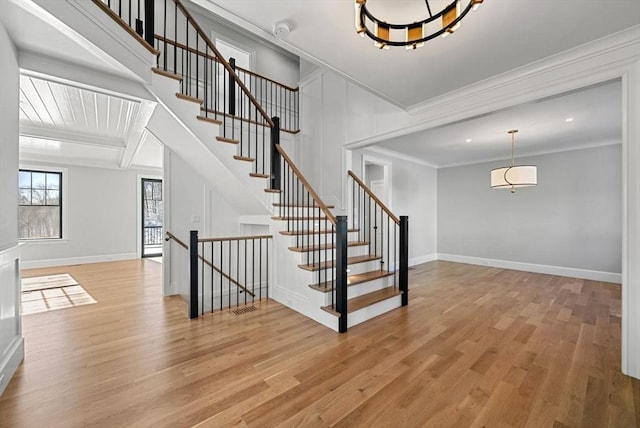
[19,164,159,268]
[188,6,299,88]
[438,144,622,279]
[0,20,23,396]
[164,148,245,299]
[299,72,347,206]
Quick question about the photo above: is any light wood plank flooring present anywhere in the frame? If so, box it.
[0,259,638,427]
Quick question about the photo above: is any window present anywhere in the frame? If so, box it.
[19,169,62,240]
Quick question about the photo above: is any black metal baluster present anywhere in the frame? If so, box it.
[235,240,239,307]
[173,1,177,75]
[219,240,223,310]
[210,241,213,312]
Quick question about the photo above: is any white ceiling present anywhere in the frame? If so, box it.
[193,0,635,167]
[199,0,640,109]
[6,0,636,170]
[375,79,622,167]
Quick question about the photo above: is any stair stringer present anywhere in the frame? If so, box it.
[147,72,276,213]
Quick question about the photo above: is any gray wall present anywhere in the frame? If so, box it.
[353,150,438,264]
[437,144,622,274]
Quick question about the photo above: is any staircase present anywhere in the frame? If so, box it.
[82,0,409,331]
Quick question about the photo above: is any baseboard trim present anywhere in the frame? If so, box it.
[0,336,24,396]
[436,253,622,284]
[409,253,437,267]
[20,253,138,269]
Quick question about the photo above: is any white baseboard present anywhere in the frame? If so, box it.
[20,252,138,269]
[409,253,437,267]
[0,336,24,396]
[437,253,622,284]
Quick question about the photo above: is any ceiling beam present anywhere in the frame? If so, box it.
[120,99,157,169]
[20,125,124,149]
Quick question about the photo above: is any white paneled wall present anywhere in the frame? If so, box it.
[0,20,23,397]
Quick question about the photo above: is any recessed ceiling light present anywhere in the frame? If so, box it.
[465,138,472,143]
[565,117,574,122]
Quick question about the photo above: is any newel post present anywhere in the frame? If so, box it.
[228,57,236,115]
[143,0,154,47]
[270,116,281,191]
[399,216,409,306]
[189,230,199,319]
[336,216,348,333]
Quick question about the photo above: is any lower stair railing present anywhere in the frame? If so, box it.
[166,231,271,318]
[348,171,408,306]
[272,145,350,332]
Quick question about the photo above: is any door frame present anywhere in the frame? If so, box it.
[137,174,163,258]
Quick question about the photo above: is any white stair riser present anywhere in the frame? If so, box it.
[316,279,396,307]
[289,244,370,264]
[348,295,403,328]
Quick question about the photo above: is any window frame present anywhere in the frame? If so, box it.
[18,165,68,242]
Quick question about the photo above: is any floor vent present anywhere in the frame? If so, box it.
[231,305,258,316]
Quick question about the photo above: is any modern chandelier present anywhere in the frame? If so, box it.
[490,130,537,193]
[354,0,483,49]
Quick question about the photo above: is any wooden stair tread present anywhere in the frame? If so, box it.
[234,155,255,162]
[273,203,336,209]
[309,270,393,292]
[289,241,368,252]
[175,92,204,105]
[280,228,359,236]
[196,115,222,125]
[321,287,402,315]
[216,136,238,144]
[264,188,281,193]
[250,173,269,179]
[298,254,380,272]
[152,68,182,81]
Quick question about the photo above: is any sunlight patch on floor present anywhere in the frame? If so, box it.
[21,273,97,315]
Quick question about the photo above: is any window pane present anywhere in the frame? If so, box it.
[153,182,162,201]
[32,172,46,190]
[47,173,60,190]
[19,206,61,239]
[144,182,153,199]
[32,189,45,205]
[19,189,31,205]
[19,171,31,188]
[46,190,60,205]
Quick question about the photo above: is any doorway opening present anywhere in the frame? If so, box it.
[363,156,392,208]
[142,178,163,258]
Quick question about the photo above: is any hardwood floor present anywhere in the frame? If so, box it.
[1,259,638,427]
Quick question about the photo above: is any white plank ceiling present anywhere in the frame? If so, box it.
[19,75,162,170]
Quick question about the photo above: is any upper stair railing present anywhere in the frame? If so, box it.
[347,171,408,306]
[95,0,300,178]
[233,65,299,134]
